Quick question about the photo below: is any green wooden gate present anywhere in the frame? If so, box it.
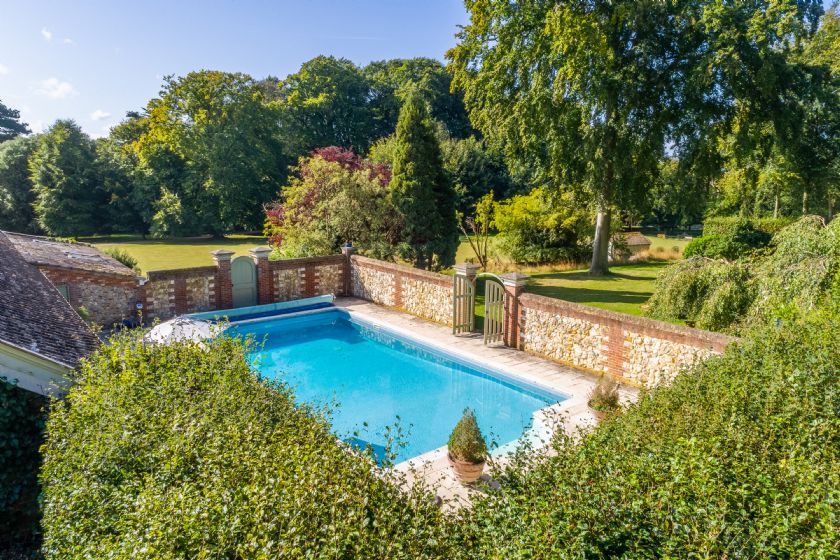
[483,277,505,344]
[231,256,257,308]
[452,274,475,334]
[453,270,506,345]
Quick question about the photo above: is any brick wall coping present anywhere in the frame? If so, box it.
[519,292,737,351]
[146,266,218,281]
[268,254,345,269]
[351,255,454,287]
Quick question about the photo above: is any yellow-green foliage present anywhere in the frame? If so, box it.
[493,188,589,265]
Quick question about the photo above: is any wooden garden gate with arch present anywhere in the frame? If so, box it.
[452,265,505,345]
[230,255,257,308]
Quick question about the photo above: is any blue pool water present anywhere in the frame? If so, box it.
[228,310,565,462]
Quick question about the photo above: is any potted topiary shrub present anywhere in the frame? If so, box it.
[588,375,621,421]
[447,408,488,484]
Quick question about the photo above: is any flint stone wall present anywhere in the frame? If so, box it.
[519,293,735,387]
[350,255,453,326]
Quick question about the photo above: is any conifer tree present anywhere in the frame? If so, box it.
[390,92,458,269]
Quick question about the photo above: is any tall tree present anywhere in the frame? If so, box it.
[390,92,458,270]
[363,58,473,139]
[273,57,378,157]
[29,120,106,236]
[0,135,40,233]
[0,100,30,143]
[97,114,158,235]
[449,0,824,275]
[136,71,285,234]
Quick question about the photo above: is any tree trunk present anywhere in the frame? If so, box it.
[773,193,779,219]
[589,208,611,276]
[802,189,809,215]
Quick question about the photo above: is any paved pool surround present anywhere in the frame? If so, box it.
[332,298,636,508]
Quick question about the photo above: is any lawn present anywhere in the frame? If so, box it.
[91,234,267,273]
[525,261,670,316]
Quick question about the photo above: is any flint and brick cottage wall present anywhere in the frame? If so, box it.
[349,255,453,326]
[518,293,735,387]
[38,267,139,326]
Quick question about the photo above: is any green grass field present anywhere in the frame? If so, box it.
[525,262,669,316]
[91,235,267,272]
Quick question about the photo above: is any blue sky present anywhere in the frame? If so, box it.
[1,1,834,138]
[0,0,469,137]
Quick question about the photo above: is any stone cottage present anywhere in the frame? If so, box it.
[2,232,141,326]
[0,232,100,395]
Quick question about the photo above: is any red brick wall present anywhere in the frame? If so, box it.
[144,266,217,321]
[349,255,454,325]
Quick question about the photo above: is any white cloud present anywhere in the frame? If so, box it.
[35,78,78,99]
[41,27,53,41]
[0,64,8,76]
[90,109,111,121]
[63,38,75,45]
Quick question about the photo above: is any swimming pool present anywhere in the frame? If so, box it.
[227,309,566,463]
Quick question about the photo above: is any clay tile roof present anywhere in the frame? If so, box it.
[2,232,135,277]
[0,232,99,367]
[623,232,652,247]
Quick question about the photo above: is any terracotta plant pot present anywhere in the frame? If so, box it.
[590,406,609,422]
[588,401,618,422]
[448,453,485,484]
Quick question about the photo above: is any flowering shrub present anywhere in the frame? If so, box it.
[264,147,400,259]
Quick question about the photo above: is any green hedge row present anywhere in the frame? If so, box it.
[703,216,794,237]
[40,334,450,559]
[458,300,840,558]
[39,302,840,558]
[649,216,840,332]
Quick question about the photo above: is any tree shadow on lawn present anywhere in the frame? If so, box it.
[525,285,653,306]
[530,264,667,283]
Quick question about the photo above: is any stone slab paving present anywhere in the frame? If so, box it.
[334,297,637,509]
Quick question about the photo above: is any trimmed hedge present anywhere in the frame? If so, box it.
[684,221,771,260]
[458,301,840,558]
[40,334,450,558]
[704,216,794,237]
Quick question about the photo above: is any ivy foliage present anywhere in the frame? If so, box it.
[40,333,450,559]
[457,301,840,558]
[0,379,46,552]
[648,216,840,332]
